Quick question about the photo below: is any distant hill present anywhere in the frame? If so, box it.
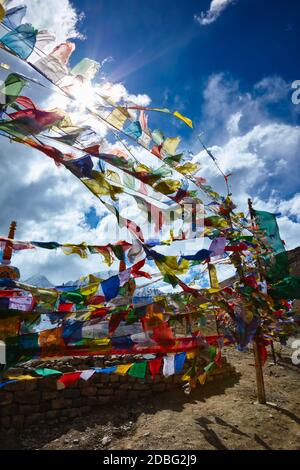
[24,275,54,288]
[22,247,300,291]
[23,270,118,288]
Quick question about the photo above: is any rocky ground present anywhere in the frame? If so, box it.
[10,344,300,451]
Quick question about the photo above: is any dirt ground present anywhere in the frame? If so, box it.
[12,345,299,451]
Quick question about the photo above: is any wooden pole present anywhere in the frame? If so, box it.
[248,199,277,363]
[252,333,267,404]
[248,199,267,404]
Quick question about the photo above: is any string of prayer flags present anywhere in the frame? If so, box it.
[1,0,300,397]
[0,350,189,389]
[0,105,65,137]
[127,106,193,129]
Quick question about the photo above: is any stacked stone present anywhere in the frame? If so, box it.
[0,357,236,432]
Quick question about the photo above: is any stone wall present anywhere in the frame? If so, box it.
[288,247,300,277]
[0,357,236,432]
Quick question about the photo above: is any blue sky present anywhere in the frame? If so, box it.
[72,0,299,123]
[0,0,299,284]
[72,0,300,241]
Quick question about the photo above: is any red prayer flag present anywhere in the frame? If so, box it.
[149,357,163,380]
[58,372,81,388]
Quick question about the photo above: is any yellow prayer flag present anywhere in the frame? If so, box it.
[116,364,133,375]
[83,173,123,200]
[155,257,189,276]
[198,372,207,385]
[187,351,196,360]
[182,374,191,382]
[61,243,88,259]
[162,137,181,156]
[7,375,37,381]
[0,4,5,22]
[208,264,219,289]
[176,162,199,175]
[153,179,181,195]
[79,282,100,296]
[207,288,221,294]
[94,338,110,346]
[106,107,130,130]
[173,111,193,129]
[50,108,72,128]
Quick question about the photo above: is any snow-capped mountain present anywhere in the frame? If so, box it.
[24,275,54,288]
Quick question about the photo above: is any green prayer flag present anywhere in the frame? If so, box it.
[204,361,216,374]
[62,291,85,304]
[0,73,27,108]
[255,210,290,282]
[208,345,217,362]
[34,368,62,377]
[269,276,300,300]
[128,361,147,379]
[111,244,125,261]
[267,251,290,282]
[163,274,179,287]
[255,210,285,254]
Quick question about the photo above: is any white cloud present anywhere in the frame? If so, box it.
[1,3,299,288]
[195,0,236,26]
[192,73,300,250]
[0,5,151,283]
[8,0,84,44]
[251,194,300,249]
[95,82,151,107]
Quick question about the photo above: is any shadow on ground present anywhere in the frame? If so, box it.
[1,373,241,450]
